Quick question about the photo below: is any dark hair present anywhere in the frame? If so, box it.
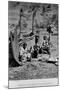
[23,43,27,49]
[43,36,47,40]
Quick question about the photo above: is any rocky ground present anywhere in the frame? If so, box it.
[9,60,58,80]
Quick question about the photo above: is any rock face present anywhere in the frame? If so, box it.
[9,41,20,67]
[8,2,58,67]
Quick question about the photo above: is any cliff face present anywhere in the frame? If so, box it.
[8,2,58,62]
[8,2,58,31]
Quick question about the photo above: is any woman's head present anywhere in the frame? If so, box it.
[43,36,47,40]
[23,42,27,49]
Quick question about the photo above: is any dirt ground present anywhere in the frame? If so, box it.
[9,60,58,80]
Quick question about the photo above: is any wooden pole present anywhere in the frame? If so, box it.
[32,11,34,33]
[49,33,50,58]
[18,9,21,38]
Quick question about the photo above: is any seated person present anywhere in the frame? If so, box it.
[20,43,31,61]
[27,50,31,62]
[41,36,50,54]
[32,45,38,58]
[19,43,27,61]
[39,46,42,54]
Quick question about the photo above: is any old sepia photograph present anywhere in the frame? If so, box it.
[8,1,59,88]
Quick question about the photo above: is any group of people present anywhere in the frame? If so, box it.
[18,35,50,62]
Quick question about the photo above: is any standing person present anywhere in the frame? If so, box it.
[47,25,53,56]
[32,44,38,58]
[31,35,39,58]
[35,35,39,45]
[47,25,53,34]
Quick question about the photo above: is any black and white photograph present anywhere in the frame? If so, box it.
[8,1,59,88]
